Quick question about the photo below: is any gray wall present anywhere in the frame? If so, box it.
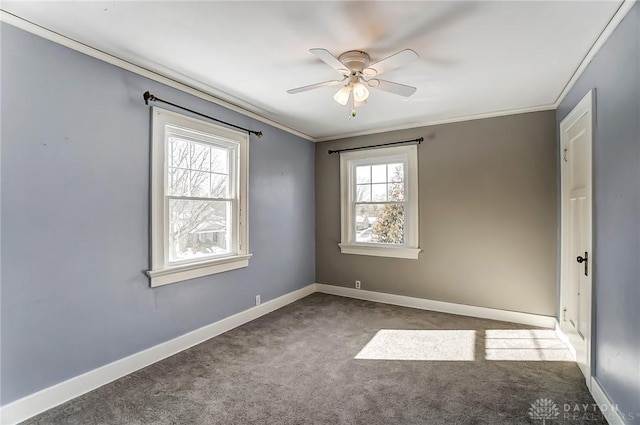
[556,4,639,420]
[316,111,558,316]
[0,23,315,404]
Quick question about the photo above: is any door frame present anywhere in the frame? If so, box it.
[559,89,595,386]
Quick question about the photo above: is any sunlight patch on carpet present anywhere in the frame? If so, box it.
[355,329,476,361]
[485,329,573,361]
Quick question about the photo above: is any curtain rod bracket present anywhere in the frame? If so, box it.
[142,91,263,139]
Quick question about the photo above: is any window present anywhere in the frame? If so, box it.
[339,145,420,259]
[147,108,250,287]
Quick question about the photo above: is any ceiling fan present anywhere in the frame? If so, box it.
[287,48,419,117]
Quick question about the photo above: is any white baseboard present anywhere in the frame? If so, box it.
[556,322,630,425]
[0,282,576,424]
[315,283,557,328]
[590,377,628,425]
[554,320,577,360]
[0,284,315,425]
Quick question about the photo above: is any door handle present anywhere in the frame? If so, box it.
[576,252,588,276]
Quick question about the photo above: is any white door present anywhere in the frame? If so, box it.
[560,90,594,384]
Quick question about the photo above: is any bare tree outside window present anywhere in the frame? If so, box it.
[148,109,249,286]
[167,137,232,261]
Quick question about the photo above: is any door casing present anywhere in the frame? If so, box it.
[559,89,595,386]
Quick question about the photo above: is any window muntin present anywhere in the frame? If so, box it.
[164,126,238,265]
[354,161,406,245]
[148,108,250,286]
[339,145,419,259]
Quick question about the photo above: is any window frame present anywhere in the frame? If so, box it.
[147,107,251,287]
[339,145,420,259]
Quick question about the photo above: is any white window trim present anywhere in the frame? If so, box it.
[339,145,420,260]
[147,107,251,287]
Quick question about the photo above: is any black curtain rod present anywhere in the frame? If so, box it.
[328,137,423,154]
[143,91,263,139]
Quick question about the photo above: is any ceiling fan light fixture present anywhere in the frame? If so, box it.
[333,85,352,106]
[352,82,370,102]
[289,48,419,119]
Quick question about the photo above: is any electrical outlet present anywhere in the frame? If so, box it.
[255,295,261,306]
[355,280,361,289]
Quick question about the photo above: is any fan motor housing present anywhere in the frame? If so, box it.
[338,50,371,73]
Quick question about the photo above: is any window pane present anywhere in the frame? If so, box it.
[190,142,211,171]
[355,203,379,233]
[190,171,211,197]
[211,147,229,174]
[169,138,189,169]
[211,174,229,198]
[356,165,371,184]
[168,167,189,196]
[389,163,404,182]
[388,183,404,201]
[371,164,387,183]
[168,199,230,262]
[356,184,371,202]
[355,203,405,244]
[371,183,387,201]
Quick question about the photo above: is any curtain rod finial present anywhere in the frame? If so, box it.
[143,91,156,105]
[256,131,263,139]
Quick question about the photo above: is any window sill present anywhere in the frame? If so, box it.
[146,254,252,287]
[338,244,421,259]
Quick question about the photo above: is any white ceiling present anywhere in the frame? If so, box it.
[1,1,623,141]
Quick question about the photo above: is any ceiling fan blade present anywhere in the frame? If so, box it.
[310,48,350,75]
[367,79,417,97]
[287,78,346,95]
[366,49,419,76]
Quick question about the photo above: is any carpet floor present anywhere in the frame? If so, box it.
[23,293,607,424]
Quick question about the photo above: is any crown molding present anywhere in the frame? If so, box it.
[319,0,635,143]
[0,10,316,143]
[2,0,635,143]
[553,0,636,108]
[315,104,556,142]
